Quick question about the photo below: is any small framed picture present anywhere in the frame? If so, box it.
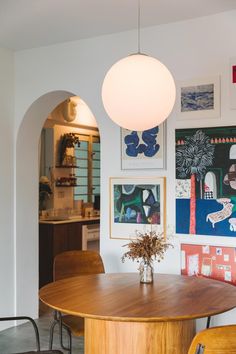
[121,123,166,170]
[176,76,220,120]
[109,176,166,239]
[230,58,236,109]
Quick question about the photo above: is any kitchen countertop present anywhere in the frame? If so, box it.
[39,216,100,225]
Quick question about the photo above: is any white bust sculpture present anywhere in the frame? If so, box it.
[62,98,77,122]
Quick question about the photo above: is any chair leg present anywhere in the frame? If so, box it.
[49,310,72,353]
[49,310,60,350]
[58,312,72,353]
[206,316,211,329]
[49,318,58,349]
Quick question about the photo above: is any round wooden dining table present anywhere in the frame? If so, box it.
[39,273,236,354]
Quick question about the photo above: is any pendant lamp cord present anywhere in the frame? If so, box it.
[138,0,141,53]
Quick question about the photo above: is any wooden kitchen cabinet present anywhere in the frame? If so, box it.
[39,218,99,288]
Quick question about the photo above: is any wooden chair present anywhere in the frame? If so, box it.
[49,250,105,353]
[0,316,63,353]
[188,324,236,354]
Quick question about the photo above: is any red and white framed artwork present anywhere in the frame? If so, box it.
[181,243,236,285]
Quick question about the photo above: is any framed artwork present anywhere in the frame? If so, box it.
[181,243,236,285]
[110,177,166,239]
[121,124,166,169]
[176,125,236,237]
[230,58,236,109]
[176,76,220,120]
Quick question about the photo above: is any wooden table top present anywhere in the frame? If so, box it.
[39,273,236,322]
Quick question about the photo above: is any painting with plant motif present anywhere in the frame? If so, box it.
[176,126,236,237]
[121,124,165,169]
[110,177,166,239]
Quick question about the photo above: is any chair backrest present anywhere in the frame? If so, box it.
[0,316,63,353]
[188,325,236,354]
[53,250,105,281]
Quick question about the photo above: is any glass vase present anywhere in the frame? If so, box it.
[139,262,153,283]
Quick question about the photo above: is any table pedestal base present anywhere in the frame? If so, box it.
[85,318,196,354]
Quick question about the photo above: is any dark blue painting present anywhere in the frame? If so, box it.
[121,124,165,169]
[124,127,160,158]
[176,126,236,237]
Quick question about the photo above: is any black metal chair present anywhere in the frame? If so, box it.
[0,316,63,353]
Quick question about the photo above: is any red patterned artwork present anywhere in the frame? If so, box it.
[232,65,236,84]
[181,243,236,285]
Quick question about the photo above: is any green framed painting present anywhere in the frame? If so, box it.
[110,177,166,239]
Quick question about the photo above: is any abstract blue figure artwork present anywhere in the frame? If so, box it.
[124,127,160,158]
[121,124,165,169]
[110,177,166,239]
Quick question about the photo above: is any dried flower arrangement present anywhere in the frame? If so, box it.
[121,230,173,265]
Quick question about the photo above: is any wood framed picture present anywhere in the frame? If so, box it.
[121,124,166,169]
[176,76,220,120]
[110,176,166,239]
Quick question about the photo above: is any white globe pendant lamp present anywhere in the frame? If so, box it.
[102,1,176,131]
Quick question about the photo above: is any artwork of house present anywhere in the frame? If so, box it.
[176,126,236,237]
[181,243,236,285]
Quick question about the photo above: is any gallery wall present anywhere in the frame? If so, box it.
[0,47,14,328]
[13,9,236,325]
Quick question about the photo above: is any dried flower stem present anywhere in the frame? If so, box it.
[121,230,173,265]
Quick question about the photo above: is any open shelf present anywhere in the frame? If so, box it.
[55,185,78,187]
[55,165,77,168]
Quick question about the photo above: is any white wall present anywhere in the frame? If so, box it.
[13,10,236,326]
[0,47,14,329]
[15,91,73,318]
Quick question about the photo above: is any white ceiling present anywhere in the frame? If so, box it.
[1,0,236,51]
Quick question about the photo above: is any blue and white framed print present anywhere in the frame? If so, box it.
[177,76,220,120]
[121,124,166,170]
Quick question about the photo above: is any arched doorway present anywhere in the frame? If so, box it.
[204,172,217,199]
[15,90,99,317]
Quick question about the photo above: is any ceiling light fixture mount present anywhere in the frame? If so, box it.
[102,0,176,131]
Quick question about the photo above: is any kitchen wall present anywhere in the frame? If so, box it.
[7,9,236,325]
[41,99,99,211]
[41,124,99,211]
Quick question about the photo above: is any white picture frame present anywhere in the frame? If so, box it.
[176,76,220,120]
[121,123,166,170]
